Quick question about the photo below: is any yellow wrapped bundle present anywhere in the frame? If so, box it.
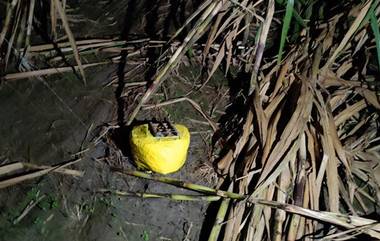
[129,123,190,174]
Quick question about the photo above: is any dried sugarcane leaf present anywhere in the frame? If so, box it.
[251,199,380,239]
[271,54,294,99]
[253,138,299,197]
[3,62,108,81]
[50,0,57,39]
[4,0,22,68]
[315,96,340,212]
[257,81,312,185]
[23,0,35,50]
[217,149,234,175]
[0,158,82,189]
[263,184,275,240]
[0,0,19,49]
[203,10,224,58]
[288,133,308,241]
[52,0,86,83]
[0,162,82,177]
[0,162,24,176]
[249,0,274,94]
[334,99,367,126]
[324,0,372,68]
[170,0,213,41]
[143,97,218,131]
[357,87,380,109]
[225,30,234,74]
[233,109,253,158]
[261,110,281,163]
[206,41,226,83]
[273,166,291,241]
[126,1,224,125]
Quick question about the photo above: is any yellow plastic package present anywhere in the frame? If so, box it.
[129,123,190,174]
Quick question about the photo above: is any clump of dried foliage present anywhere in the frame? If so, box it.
[1,0,380,240]
[182,0,380,240]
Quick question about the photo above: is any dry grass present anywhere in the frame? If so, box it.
[1,0,380,240]
[121,0,380,240]
[187,1,380,240]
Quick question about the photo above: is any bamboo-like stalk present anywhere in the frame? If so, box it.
[113,168,245,200]
[251,199,380,239]
[208,197,231,241]
[114,168,380,239]
[98,189,221,202]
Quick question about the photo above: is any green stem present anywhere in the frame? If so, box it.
[207,198,231,241]
[99,189,221,202]
[113,168,246,200]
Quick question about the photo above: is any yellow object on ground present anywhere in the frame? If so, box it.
[129,124,190,174]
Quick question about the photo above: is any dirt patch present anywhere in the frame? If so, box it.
[0,58,227,241]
